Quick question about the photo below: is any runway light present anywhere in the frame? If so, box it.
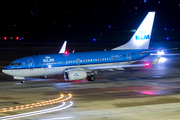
[167,37,169,40]
[0,102,73,120]
[16,37,19,40]
[93,38,96,41]
[164,28,166,30]
[4,37,7,40]
[0,94,71,113]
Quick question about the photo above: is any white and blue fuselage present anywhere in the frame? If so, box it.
[3,50,150,77]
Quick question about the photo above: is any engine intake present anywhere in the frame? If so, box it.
[64,69,87,81]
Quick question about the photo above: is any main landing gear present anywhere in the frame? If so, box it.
[87,75,95,81]
[21,80,26,84]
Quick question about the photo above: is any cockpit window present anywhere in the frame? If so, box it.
[10,63,21,66]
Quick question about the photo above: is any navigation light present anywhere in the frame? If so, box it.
[145,63,150,67]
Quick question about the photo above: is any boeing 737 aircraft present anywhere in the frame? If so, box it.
[3,12,158,83]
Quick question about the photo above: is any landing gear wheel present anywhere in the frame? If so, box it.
[21,80,26,84]
[87,75,95,81]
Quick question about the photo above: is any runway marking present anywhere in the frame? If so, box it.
[0,101,73,120]
[0,94,72,113]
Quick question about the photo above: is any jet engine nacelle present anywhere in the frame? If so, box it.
[64,69,87,81]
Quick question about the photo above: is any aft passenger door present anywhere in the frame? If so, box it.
[28,58,34,69]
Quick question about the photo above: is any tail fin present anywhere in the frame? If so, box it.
[112,12,155,50]
[59,41,67,53]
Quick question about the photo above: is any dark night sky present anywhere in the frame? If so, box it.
[0,0,180,44]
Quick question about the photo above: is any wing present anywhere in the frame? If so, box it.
[87,63,147,70]
[86,54,161,72]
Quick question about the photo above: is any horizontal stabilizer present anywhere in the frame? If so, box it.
[152,54,161,65]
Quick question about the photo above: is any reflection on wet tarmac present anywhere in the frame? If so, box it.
[138,88,180,95]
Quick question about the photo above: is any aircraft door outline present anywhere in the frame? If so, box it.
[28,58,34,69]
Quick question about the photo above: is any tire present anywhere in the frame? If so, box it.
[21,80,26,84]
[87,75,95,81]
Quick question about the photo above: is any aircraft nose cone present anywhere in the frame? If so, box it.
[2,66,10,75]
[2,69,7,74]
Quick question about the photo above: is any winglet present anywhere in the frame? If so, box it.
[59,41,67,53]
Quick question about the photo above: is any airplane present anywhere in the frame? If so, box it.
[2,12,159,83]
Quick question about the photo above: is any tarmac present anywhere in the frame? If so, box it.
[0,42,180,120]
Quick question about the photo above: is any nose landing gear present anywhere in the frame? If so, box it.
[21,80,26,84]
